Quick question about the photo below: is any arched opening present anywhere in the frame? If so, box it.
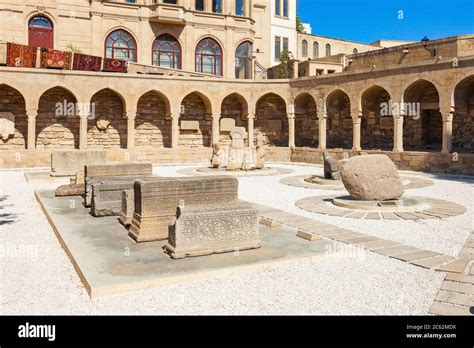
[453,75,474,153]
[302,40,308,58]
[136,91,172,148]
[235,41,252,79]
[325,43,331,57]
[105,29,137,62]
[0,85,27,150]
[36,87,79,149]
[180,92,212,147]
[326,90,351,149]
[294,93,318,148]
[403,80,442,151]
[313,42,319,58]
[88,89,127,149]
[361,86,393,150]
[152,34,181,69]
[255,93,288,147]
[220,93,248,147]
[28,15,53,48]
[195,38,222,76]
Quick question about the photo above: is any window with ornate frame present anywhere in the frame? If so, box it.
[235,41,252,79]
[152,34,181,69]
[105,29,137,62]
[196,38,223,76]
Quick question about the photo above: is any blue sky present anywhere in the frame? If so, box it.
[297,0,474,44]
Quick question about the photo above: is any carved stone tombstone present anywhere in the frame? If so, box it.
[255,131,266,170]
[0,112,15,140]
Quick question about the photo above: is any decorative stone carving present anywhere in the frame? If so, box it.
[341,154,405,201]
[164,201,261,259]
[255,131,266,170]
[129,176,239,242]
[323,151,342,180]
[241,151,252,171]
[230,127,246,149]
[210,143,224,168]
[50,150,107,177]
[96,119,110,132]
[226,149,239,170]
[0,112,15,140]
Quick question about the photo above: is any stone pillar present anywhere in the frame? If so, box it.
[171,114,180,148]
[352,112,362,151]
[442,113,454,154]
[212,113,221,145]
[78,103,90,150]
[127,112,136,150]
[393,114,404,153]
[247,113,255,148]
[26,109,37,150]
[288,113,295,148]
[318,113,327,150]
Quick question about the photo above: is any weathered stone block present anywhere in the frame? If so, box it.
[91,181,135,217]
[180,120,200,131]
[164,202,261,259]
[51,150,107,177]
[119,189,134,226]
[129,176,239,242]
[55,183,85,197]
[220,118,235,132]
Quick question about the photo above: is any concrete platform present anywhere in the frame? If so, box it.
[25,171,72,184]
[35,189,334,298]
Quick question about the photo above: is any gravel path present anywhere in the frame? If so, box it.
[2,163,470,315]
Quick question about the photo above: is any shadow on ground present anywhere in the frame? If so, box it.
[0,195,16,225]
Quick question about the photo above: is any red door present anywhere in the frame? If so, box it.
[28,16,53,48]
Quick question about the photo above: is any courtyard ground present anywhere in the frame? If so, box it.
[0,163,472,315]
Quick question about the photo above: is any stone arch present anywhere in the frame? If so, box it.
[294,93,318,148]
[326,89,351,149]
[36,86,79,149]
[255,93,288,147]
[0,84,27,150]
[452,75,474,153]
[179,92,212,147]
[88,88,127,149]
[135,91,172,148]
[403,79,441,151]
[360,85,393,150]
[219,93,249,147]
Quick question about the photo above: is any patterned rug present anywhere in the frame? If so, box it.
[6,43,37,68]
[72,53,102,72]
[103,58,128,73]
[39,48,72,69]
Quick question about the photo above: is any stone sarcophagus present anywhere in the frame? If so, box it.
[129,176,239,242]
[91,180,135,217]
[84,163,153,207]
[164,202,260,259]
[51,150,107,177]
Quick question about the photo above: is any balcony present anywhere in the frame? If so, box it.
[149,1,186,25]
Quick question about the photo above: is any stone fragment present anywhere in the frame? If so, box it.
[119,189,134,226]
[164,202,260,259]
[91,181,134,217]
[50,150,107,177]
[259,218,281,228]
[129,176,239,242]
[0,112,15,140]
[341,154,404,201]
[55,184,85,197]
[180,120,200,131]
[323,151,342,180]
[296,230,321,241]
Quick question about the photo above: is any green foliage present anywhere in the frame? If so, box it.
[296,14,304,33]
[65,43,81,54]
[277,50,293,79]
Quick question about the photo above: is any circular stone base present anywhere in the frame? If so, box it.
[177,166,293,177]
[295,195,466,221]
[332,196,422,211]
[304,175,343,186]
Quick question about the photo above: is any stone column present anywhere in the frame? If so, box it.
[393,114,404,153]
[288,113,295,148]
[26,109,37,150]
[212,113,221,145]
[78,103,90,150]
[442,113,454,154]
[352,112,362,151]
[127,112,136,150]
[247,113,255,148]
[318,113,327,150]
[171,114,180,148]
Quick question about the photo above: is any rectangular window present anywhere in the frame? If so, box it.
[195,0,204,11]
[163,0,177,4]
[283,0,288,17]
[212,0,222,13]
[275,36,281,60]
[275,0,281,16]
[236,0,245,16]
[283,37,288,53]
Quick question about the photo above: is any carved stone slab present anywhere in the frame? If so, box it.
[180,120,200,131]
[50,150,107,177]
[164,201,261,259]
[129,176,239,242]
[119,189,134,226]
[0,112,15,140]
[220,118,235,132]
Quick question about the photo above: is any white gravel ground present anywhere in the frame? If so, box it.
[1,163,470,315]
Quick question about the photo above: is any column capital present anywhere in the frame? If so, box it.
[126,110,137,120]
[442,114,454,123]
[352,117,362,125]
[26,109,37,118]
[212,113,221,120]
[247,112,255,120]
[287,113,295,120]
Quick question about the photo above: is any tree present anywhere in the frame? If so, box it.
[277,50,293,79]
[296,14,304,33]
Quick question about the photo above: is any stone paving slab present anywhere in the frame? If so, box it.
[436,258,470,273]
[410,255,456,269]
[446,273,474,284]
[374,245,421,257]
[441,281,474,295]
[429,302,472,316]
[435,290,474,307]
[391,250,441,262]
[353,240,400,250]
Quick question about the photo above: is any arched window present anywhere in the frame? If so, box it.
[235,41,252,79]
[302,40,308,58]
[28,16,53,48]
[325,43,331,57]
[195,38,222,76]
[353,48,358,54]
[313,42,319,58]
[152,34,181,69]
[105,29,137,62]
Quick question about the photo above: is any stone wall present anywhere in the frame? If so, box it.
[295,94,318,147]
[0,85,27,150]
[88,89,127,149]
[453,106,474,153]
[136,92,171,148]
[255,93,288,147]
[36,87,79,149]
[403,110,443,151]
[361,89,393,150]
[327,92,352,149]
[180,93,212,148]
[219,94,247,147]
